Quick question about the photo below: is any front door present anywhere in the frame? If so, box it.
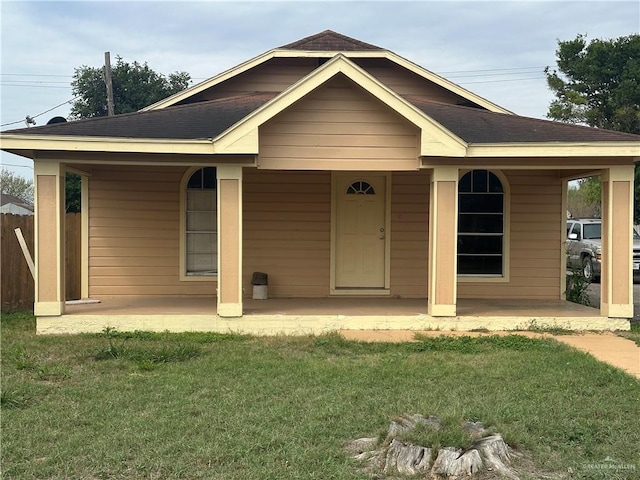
[335,174,387,288]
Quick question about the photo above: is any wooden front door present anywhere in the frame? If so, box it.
[335,175,387,288]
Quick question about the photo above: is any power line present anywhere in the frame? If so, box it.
[0,73,71,77]
[1,98,76,128]
[1,84,72,89]
[438,65,546,75]
[459,76,545,85]
[1,163,33,169]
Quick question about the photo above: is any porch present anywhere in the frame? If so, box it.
[37,295,629,335]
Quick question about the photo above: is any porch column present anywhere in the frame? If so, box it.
[600,165,634,318]
[34,161,65,316]
[428,166,458,316]
[217,166,243,317]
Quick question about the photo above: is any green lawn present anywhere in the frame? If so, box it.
[2,313,639,479]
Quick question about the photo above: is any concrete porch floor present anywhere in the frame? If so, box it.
[62,295,598,316]
[35,295,631,335]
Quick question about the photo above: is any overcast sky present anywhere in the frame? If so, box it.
[1,0,638,178]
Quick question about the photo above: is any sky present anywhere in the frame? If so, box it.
[1,0,639,178]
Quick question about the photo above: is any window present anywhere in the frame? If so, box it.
[347,181,375,195]
[457,170,505,276]
[185,167,217,275]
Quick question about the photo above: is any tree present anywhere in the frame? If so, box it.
[0,168,33,203]
[546,34,640,220]
[545,34,640,133]
[567,176,601,219]
[70,56,191,119]
[64,57,191,211]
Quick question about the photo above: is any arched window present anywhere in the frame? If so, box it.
[346,181,375,195]
[185,167,217,276]
[457,170,505,276]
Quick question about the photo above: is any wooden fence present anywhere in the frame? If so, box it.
[1,213,81,313]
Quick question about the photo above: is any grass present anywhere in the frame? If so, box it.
[616,321,640,346]
[2,313,639,479]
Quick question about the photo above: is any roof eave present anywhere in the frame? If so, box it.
[0,134,215,156]
[466,142,640,158]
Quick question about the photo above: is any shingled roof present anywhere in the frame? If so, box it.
[5,91,637,145]
[4,93,277,140]
[404,96,640,143]
[2,30,639,149]
[280,30,382,51]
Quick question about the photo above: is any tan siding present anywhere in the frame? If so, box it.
[458,170,563,299]
[243,170,331,297]
[189,58,317,102]
[259,75,419,169]
[88,163,563,302]
[390,171,429,297]
[188,57,464,105]
[88,165,215,297]
[353,58,464,103]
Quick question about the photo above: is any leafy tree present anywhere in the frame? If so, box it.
[65,57,191,211]
[65,173,81,213]
[568,176,601,219]
[546,34,640,220]
[0,168,33,203]
[545,34,640,133]
[70,56,191,119]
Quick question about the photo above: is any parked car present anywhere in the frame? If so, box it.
[566,218,640,282]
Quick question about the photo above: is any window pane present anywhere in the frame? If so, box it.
[459,193,503,213]
[347,181,375,195]
[583,223,601,239]
[458,213,503,233]
[458,235,503,254]
[457,255,502,275]
[187,211,216,231]
[187,169,202,189]
[488,172,503,192]
[187,233,217,254]
[472,170,488,192]
[187,233,217,273]
[188,189,215,210]
[202,167,216,189]
[459,171,472,192]
[571,223,581,237]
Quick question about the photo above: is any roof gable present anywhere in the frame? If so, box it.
[1,193,33,210]
[212,54,467,157]
[141,30,510,113]
[280,30,383,51]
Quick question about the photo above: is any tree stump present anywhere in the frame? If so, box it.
[346,414,520,479]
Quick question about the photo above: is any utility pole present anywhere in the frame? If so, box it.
[104,52,115,116]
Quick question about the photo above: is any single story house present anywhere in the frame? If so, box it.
[1,30,639,334]
[1,193,34,215]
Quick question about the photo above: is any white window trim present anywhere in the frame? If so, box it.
[180,166,218,282]
[457,169,510,283]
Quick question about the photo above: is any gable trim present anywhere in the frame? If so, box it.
[143,47,511,114]
[211,54,468,157]
[141,50,278,111]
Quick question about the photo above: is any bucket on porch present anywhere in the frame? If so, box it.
[251,272,268,300]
